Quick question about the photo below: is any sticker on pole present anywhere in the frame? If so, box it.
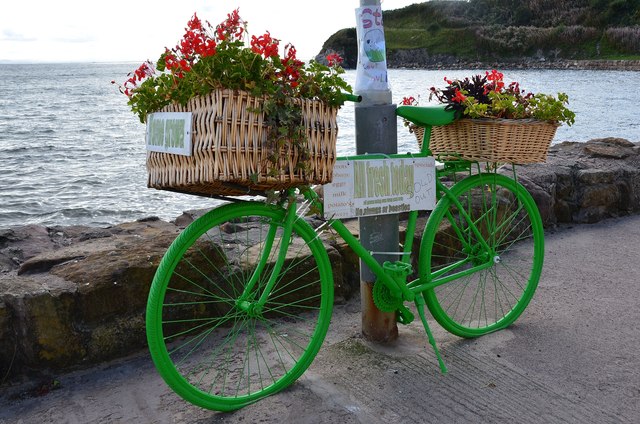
[323,157,436,219]
[354,5,389,92]
[146,112,192,156]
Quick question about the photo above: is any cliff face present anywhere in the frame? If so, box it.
[2,137,640,383]
[317,0,640,69]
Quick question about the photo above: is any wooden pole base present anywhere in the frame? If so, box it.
[360,281,398,343]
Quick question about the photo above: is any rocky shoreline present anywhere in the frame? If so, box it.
[318,47,640,71]
[385,50,640,71]
[394,57,640,71]
[1,137,639,385]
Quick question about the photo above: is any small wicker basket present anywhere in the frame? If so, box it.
[147,89,338,196]
[410,118,559,163]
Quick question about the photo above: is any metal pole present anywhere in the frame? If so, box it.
[355,0,398,343]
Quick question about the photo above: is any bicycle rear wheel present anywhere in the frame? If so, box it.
[146,202,333,411]
[421,173,544,338]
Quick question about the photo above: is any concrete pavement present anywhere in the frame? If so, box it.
[1,215,639,423]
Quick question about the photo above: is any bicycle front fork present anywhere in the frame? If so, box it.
[235,200,298,314]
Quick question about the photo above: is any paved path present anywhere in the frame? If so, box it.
[1,215,639,423]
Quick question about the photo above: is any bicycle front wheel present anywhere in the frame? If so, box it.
[146,202,334,411]
[421,173,544,338]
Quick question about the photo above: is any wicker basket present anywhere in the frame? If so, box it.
[410,118,559,163]
[147,89,338,196]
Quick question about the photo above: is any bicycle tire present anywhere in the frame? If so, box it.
[146,202,334,411]
[421,173,544,338]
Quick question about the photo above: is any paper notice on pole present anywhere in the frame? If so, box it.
[323,157,436,219]
[354,5,389,92]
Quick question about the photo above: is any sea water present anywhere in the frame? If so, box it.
[0,63,637,229]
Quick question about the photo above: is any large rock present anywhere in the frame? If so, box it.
[0,225,58,273]
[0,215,359,382]
[0,218,180,381]
[516,138,640,225]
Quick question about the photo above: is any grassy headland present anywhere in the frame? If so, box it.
[320,0,640,68]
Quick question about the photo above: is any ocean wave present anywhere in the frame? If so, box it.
[1,64,638,229]
[0,207,150,230]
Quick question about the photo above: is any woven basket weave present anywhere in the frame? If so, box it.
[147,89,338,196]
[410,118,558,163]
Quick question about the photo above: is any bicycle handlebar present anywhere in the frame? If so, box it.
[341,93,362,103]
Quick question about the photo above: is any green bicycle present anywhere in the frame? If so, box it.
[145,103,545,411]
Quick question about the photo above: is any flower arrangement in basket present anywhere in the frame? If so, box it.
[401,70,575,163]
[115,9,352,196]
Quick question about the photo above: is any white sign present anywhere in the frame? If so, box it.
[355,5,389,92]
[146,112,192,156]
[323,157,436,219]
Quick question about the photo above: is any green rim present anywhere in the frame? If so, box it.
[421,173,544,338]
[146,202,334,411]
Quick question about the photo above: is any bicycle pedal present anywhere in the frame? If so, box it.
[396,305,414,325]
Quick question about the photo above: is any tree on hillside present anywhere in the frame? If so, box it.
[587,0,640,26]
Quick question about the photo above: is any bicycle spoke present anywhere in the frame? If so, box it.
[146,202,332,410]
[424,173,543,337]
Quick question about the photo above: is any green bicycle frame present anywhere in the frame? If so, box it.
[301,152,497,303]
[236,102,528,328]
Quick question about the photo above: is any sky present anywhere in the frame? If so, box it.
[0,0,422,63]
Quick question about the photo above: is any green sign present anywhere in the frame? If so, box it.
[146,112,192,156]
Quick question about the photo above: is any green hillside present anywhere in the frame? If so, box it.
[321,0,640,67]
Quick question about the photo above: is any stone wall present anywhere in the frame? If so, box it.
[1,138,638,384]
[516,138,640,225]
[0,220,181,383]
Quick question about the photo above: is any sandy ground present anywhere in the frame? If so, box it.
[1,215,640,423]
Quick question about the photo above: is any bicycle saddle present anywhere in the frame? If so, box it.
[396,105,455,127]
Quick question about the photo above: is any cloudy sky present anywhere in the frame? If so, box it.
[0,0,421,63]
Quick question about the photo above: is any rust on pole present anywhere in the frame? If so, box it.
[354,0,398,343]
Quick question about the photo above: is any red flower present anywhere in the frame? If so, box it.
[401,96,417,106]
[251,32,279,58]
[486,69,503,82]
[163,49,177,70]
[275,43,303,87]
[452,88,467,103]
[216,9,244,41]
[485,69,505,93]
[196,39,217,57]
[326,53,343,66]
[133,62,153,81]
[118,8,353,123]
[178,59,191,72]
[187,13,203,32]
[284,43,298,62]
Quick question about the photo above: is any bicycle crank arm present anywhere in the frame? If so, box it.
[396,304,414,325]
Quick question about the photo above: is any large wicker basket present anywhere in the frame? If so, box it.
[411,118,559,163]
[147,89,338,196]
